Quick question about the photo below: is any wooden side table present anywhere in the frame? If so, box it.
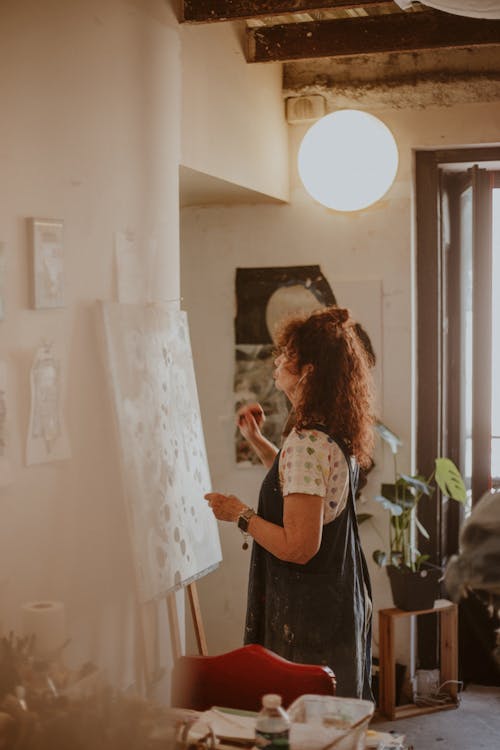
[378,602,459,719]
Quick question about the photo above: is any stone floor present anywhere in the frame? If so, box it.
[373,685,500,749]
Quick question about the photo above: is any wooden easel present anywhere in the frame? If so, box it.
[134,580,208,696]
[167,581,208,660]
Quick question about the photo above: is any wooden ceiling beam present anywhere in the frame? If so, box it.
[247,10,500,62]
[181,0,390,24]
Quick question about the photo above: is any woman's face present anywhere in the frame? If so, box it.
[273,348,306,403]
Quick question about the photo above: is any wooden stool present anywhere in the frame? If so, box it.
[378,602,458,719]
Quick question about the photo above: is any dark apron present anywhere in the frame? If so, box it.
[244,430,373,701]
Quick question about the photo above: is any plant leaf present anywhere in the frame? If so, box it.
[356,513,373,525]
[379,482,415,507]
[374,495,403,516]
[373,550,387,567]
[397,495,417,510]
[390,551,403,566]
[435,458,467,502]
[391,480,418,508]
[415,554,430,571]
[374,422,402,454]
[399,473,433,496]
[380,483,398,501]
[415,515,430,540]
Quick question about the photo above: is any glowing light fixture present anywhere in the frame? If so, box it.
[297,110,399,212]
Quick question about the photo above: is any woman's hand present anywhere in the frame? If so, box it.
[235,402,278,469]
[236,402,265,443]
[205,492,247,523]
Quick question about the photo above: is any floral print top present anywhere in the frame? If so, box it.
[279,427,349,523]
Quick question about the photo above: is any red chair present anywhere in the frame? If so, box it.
[171,643,336,711]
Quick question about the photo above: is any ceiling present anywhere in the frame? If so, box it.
[179,2,500,206]
[180,1,500,63]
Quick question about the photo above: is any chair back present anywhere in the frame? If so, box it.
[171,643,336,711]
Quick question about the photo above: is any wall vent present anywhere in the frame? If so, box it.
[286,95,326,124]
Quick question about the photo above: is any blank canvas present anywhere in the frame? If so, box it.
[101,302,222,602]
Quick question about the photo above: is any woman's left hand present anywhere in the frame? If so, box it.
[204,492,246,522]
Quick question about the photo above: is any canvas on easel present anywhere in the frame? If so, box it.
[101,302,222,604]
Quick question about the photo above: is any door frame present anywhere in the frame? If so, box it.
[415,147,498,563]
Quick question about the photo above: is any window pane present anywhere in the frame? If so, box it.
[460,187,473,488]
[492,438,500,481]
[492,189,500,481]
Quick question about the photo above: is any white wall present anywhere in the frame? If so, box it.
[181,98,500,667]
[181,22,289,201]
[3,0,498,699]
[0,0,181,694]
[0,0,292,700]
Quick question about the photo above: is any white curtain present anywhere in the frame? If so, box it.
[394,0,500,17]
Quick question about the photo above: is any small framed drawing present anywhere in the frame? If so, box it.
[29,218,65,309]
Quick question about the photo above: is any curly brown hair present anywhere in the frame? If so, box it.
[275,306,374,469]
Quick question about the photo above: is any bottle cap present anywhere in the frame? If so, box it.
[262,694,282,709]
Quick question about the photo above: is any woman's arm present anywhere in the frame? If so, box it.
[205,491,324,565]
[236,403,278,469]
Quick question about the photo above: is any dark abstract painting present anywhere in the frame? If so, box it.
[234,266,336,464]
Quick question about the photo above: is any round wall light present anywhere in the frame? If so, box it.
[297,109,399,212]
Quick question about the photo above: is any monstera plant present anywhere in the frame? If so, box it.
[370,422,467,609]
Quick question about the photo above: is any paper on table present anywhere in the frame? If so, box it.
[190,709,406,750]
[191,709,256,742]
[290,722,346,750]
[190,715,343,750]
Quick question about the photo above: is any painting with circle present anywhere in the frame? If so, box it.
[234,266,336,464]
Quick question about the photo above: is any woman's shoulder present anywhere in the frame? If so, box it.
[283,428,348,465]
[283,426,338,450]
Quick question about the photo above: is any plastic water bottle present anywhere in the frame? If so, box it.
[255,694,290,750]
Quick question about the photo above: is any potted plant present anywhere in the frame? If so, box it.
[368,422,467,611]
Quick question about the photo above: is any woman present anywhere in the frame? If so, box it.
[205,306,374,700]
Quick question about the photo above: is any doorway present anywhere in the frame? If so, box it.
[415,147,500,682]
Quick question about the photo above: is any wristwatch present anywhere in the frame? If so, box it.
[237,507,256,532]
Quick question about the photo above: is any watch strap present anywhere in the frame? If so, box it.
[237,507,256,533]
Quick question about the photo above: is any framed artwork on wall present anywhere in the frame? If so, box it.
[26,342,71,465]
[0,359,12,486]
[28,218,65,309]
